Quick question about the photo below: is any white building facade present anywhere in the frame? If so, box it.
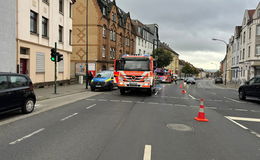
[17,0,75,84]
[0,0,16,73]
[132,20,154,55]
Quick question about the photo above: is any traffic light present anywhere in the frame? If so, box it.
[57,52,63,62]
[50,48,57,62]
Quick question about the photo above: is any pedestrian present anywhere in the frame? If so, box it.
[88,72,93,83]
[173,76,177,84]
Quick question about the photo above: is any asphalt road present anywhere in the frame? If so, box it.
[0,79,259,160]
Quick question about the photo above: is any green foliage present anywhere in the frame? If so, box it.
[152,48,173,68]
[181,61,199,76]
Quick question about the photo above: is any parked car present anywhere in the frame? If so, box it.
[90,71,116,91]
[0,73,36,115]
[238,76,260,100]
[186,77,196,84]
[215,77,223,84]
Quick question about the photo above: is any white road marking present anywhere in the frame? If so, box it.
[225,116,248,130]
[121,100,133,103]
[175,104,187,107]
[226,116,260,122]
[234,109,248,112]
[224,97,243,103]
[85,99,96,101]
[251,110,260,113]
[148,102,159,105]
[161,103,172,106]
[61,113,78,121]
[155,91,159,96]
[207,107,217,110]
[98,99,107,102]
[137,101,145,104]
[9,128,45,145]
[159,88,162,90]
[143,145,152,160]
[86,104,96,110]
[110,100,120,102]
[188,94,196,100]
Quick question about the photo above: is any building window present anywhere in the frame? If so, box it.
[102,7,106,16]
[112,13,116,22]
[69,3,72,18]
[257,25,260,35]
[42,0,49,5]
[243,32,246,44]
[242,49,245,59]
[59,0,63,14]
[139,49,141,55]
[20,47,30,55]
[110,48,115,59]
[237,56,239,64]
[110,30,113,40]
[113,31,116,41]
[249,27,251,39]
[103,26,106,38]
[69,30,72,45]
[258,10,260,18]
[138,38,140,45]
[42,17,48,37]
[59,25,63,42]
[256,45,260,56]
[102,46,106,57]
[30,10,38,34]
[248,46,250,57]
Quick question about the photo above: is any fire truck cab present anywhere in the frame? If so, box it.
[114,55,156,96]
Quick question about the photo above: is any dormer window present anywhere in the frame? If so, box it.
[112,13,117,22]
[102,7,106,16]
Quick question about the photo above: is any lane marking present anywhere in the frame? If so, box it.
[61,113,78,121]
[110,100,120,102]
[98,99,107,102]
[225,116,248,130]
[188,94,196,100]
[207,107,217,110]
[148,102,159,105]
[161,103,172,106]
[224,97,243,103]
[251,110,260,113]
[121,100,132,103]
[155,91,159,96]
[9,128,45,145]
[86,104,96,110]
[234,109,248,112]
[143,145,152,160]
[175,104,187,107]
[85,99,96,101]
[226,116,260,122]
[137,101,145,104]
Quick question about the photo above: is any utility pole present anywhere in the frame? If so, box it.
[85,0,89,89]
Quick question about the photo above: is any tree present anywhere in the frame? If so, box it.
[152,48,173,68]
[181,63,194,76]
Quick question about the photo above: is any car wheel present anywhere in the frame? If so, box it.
[120,88,125,95]
[91,87,95,91]
[239,90,246,100]
[22,98,35,114]
[109,85,113,91]
[147,88,152,96]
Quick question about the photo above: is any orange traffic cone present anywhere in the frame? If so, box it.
[181,89,186,94]
[180,84,183,89]
[194,99,208,122]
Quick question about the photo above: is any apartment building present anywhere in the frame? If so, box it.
[17,0,75,85]
[159,42,179,74]
[231,26,242,82]
[71,0,136,77]
[0,0,16,73]
[132,20,154,55]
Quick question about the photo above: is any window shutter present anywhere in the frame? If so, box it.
[36,53,45,73]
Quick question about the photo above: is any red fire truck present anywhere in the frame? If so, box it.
[114,55,156,96]
[155,68,172,83]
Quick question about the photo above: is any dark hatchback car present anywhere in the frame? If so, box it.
[0,73,36,114]
[238,76,260,100]
[215,77,223,84]
[186,77,196,84]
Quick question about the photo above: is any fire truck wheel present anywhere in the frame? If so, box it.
[147,88,152,96]
[91,87,95,91]
[120,88,125,95]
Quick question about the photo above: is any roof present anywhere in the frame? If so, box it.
[248,9,255,19]
[159,41,179,56]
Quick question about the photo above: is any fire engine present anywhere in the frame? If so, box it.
[114,55,157,96]
[155,68,172,83]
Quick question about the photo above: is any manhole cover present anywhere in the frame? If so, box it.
[166,124,193,132]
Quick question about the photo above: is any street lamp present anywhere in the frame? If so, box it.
[212,38,228,85]
[85,0,89,89]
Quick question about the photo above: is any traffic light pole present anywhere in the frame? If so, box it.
[54,42,57,94]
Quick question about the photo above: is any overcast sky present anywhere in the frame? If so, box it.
[116,0,260,70]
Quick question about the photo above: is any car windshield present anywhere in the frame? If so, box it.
[95,72,112,78]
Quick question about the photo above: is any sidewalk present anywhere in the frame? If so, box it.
[216,82,240,90]
[34,84,90,101]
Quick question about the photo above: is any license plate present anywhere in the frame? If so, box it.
[96,85,102,87]
[129,83,137,86]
